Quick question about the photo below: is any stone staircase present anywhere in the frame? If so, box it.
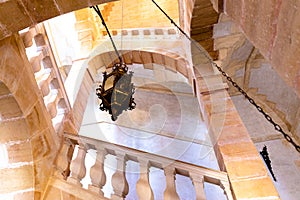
[99,2,115,23]
[212,14,291,134]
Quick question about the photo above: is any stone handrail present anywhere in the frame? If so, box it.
[55,133,233,200]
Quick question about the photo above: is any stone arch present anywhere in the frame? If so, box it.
[0,34,59,199]
[71,48,193,131]
[88,49,192,80]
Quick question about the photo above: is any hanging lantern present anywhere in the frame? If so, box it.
[92,5,136,121]
[96,63,136,121]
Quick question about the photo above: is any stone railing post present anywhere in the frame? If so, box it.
[163,166,180,200]
[111,152,129,199]
[88,146,107,196]
[190,173,206,200]
[136,158,154,200]
[54,139,73,179]
[67,144,87,186]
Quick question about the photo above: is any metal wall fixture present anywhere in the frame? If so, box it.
[260,146,277,181]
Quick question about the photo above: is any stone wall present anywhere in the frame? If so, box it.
[0,0,117,40]
[97,0,179,29]
[212,12,300,146]
[0,34,60,199]
[224,0,300,98]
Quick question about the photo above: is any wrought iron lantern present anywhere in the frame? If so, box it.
[92,5,136,121]
[96,63,136,121]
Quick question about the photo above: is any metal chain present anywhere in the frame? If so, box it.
[151,0,300,153]
[212,63,300,153]
[91,5,123,63]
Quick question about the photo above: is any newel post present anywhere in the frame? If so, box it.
[54,138,73,179]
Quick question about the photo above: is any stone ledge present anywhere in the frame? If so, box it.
[225,158,269,180]
[230,177,279,199]
[46,177,109,200]
[196,75,228,95]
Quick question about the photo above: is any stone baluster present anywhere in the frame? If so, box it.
[88,147,107,196]
[163,166,180,200]
[64,143,75,178]
[220,180,234,200]
[54,139,73,179]
[136,158,154,200]
[190,173,206,200]
[34,33,46,50]
[111,152,129,200]
[67,144,87,186]
[20,30,33,48]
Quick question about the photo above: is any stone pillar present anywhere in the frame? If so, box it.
[163,166,180,200]
[88,147,107,196]
[136,158,154,200]
[195,73,279,199]
[111,152,129,199]
[190,173,206,200]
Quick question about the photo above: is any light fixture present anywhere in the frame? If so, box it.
[92,5,136,121]
[260,146,276,181]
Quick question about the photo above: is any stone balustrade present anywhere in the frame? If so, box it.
[53,133,233,200]
[20,24,71,133]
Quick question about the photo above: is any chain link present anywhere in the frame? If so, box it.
[214,65,300,153]
[151,0,300,153]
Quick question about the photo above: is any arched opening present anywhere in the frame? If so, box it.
[0,81,35,199]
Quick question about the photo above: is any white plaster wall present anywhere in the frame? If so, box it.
[249,62,300,137]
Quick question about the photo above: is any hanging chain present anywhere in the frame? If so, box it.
[213,63,300,153]
[151,0,300,153]
[91,5,123,63]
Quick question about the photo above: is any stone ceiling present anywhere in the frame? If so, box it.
[191,0,219,60]
[0,0,116,40]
